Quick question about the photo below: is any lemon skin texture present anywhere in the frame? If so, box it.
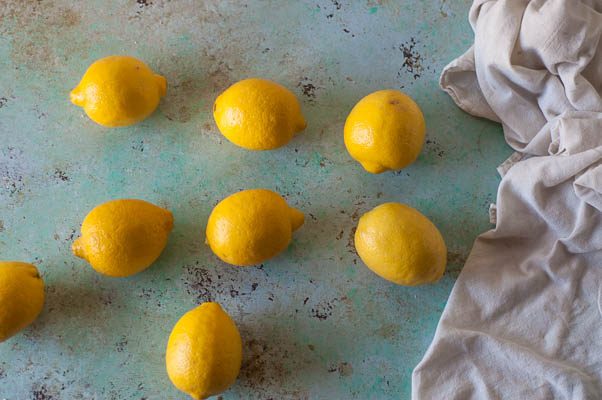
[213,78,307,150]
[72,199,174,277]
[355,203,446,286]
[166,302,243,400]
[206,189,304,266]
[344,89,425,173]
[70,55,167,127]
[0,261,45,342]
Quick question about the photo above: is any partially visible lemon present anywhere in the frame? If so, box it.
[72,199,174,277]
[0,262,45,342]
[166,302,242,400]
[344,90,425,173]
[70,55,167,127]
[206,189,304,266]
[213,78,307,150]
[354,203,446,286]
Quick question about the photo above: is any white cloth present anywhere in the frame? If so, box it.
[412,1,602,399]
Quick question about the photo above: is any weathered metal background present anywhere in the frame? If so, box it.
[0,1,509,399]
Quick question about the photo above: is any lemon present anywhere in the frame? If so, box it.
[166,302,242,400]
[0,262,45,342]
[72,199,174,277]
[344,90,425,173]
[213,78,307,150]
[206,189,304,266]
[354,203,446,286]
[70,55,167,127]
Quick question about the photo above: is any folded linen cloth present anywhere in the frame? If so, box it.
[412,1,602,399]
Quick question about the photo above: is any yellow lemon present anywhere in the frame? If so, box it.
[206,189,304,266]
[166,302,242,400]
[72,199,174,277]
[0,262,45,342]
[213,78,307,150]
[344,90,425,173]
[354,203,446,286]
[70,55,167,127]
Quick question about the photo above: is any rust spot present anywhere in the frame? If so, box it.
[447,251,468,265]
[238,337,309,398]
[60,8,80,27]
[374,323,400,340]
[338,362,353,377]
[446,251,468,278]
[162,79,202,123]
[347,227,357,255]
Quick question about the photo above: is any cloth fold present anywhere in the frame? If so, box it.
[412,1,602,399]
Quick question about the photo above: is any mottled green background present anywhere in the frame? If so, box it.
[0,1,509,399]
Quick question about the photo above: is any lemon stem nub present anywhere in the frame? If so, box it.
[294,117,308,135]
[289,207,305,231]
[155,74,167,97]
[69,89,85,106]
[361,161,387,174]
[72,238,85,259]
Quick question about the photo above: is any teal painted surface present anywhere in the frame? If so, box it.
[0,1,510,399]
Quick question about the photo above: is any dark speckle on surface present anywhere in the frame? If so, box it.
[399,37,424,80]
[338,362,353,377]
[183,263,215,302]
[53,168,69,182]
[115,336,128,352]
[0,97,8,108]
[342,28,355,37]
[336,229,344,240]
[347,227,357,255]
[0,220,4,232]
[374,323,400,340]
[447,251,468,266]
[446,251,469,278]
[183,262,260,304]
[310,298,338,320]
[426,139,445,158]
[1,147,25,197]
[297,77,318,102]
[328,362,353,377]
[132,140,145,152]
[136,0,151,7]
[32,385,54,400]
[331,0,342,10]
[238,335,309,398]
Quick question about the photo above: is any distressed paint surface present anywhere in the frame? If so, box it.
[0,1,510,399]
